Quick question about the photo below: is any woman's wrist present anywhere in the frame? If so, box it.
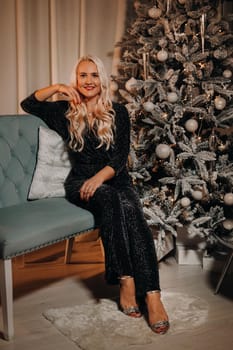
[35,84,61,101]
[56,84,62,93]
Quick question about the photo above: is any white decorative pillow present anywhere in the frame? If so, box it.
[28,126,71,199]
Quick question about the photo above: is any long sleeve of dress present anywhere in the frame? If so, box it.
[107,103,130,176]
[21,93,69,140]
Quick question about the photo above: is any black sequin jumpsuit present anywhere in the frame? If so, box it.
[21,93,160,296]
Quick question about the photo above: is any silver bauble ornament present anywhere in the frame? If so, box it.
[223,69,232,79]
[223,219,233,230]
[143,101,155,112]
[125,77,137,92]
[180,197,191,207]
[192,190,203,200]
[148,6,162,19]
[167,92,178,103]
[224,193,233,206]
[155,144,171,159]
[157,49,168,62]
[214,96,226,110]
[185,119,199,132]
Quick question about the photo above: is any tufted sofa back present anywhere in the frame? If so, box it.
[0,115,47,208]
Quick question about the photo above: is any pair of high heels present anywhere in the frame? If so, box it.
[119,277,169,334]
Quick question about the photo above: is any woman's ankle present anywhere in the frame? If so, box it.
[119,276,137,304]
[119,276,135,292]
[146,290,161,303]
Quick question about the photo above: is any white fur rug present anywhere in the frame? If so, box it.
[43,292,208,350]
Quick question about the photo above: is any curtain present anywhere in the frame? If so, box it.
[0,0,126,114]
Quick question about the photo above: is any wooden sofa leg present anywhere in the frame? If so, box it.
[98,237,105,261]
[0,259,14,340]
[64,238,75,264]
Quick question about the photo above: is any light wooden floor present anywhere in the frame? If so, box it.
[0,232,232,350]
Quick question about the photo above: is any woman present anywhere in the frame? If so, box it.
[21,54,169,334]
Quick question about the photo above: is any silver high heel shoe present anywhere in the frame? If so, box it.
[147,290,169,334]
[119,276,142,318]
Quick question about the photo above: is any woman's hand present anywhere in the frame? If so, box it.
[57,84,81,105]
[79,175,103,201]
[79,166,115,201]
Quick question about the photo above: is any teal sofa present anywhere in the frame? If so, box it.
[0,114,96,340]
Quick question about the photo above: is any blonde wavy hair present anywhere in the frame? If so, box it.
[66,55,115,152]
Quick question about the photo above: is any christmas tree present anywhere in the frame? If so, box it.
[112,0,233,256]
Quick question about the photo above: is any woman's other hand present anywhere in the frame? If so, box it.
[57,84,81,105]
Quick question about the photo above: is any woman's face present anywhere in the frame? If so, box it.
[76,60,101,101]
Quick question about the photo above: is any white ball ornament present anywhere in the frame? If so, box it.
[223,219,233,230]
[167,92,178,103]
[224,193,233,206]
[125,77,137,92]
[178,0,186,4]
[180,197,191,207]
[185,119,199,133]
[155,144,171,159]
[143,101,155,112]
[148,6,162,19]
[192,190,203,201]
[157,49,168,62]
[223,69,232,79]
[214,96,226,110]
